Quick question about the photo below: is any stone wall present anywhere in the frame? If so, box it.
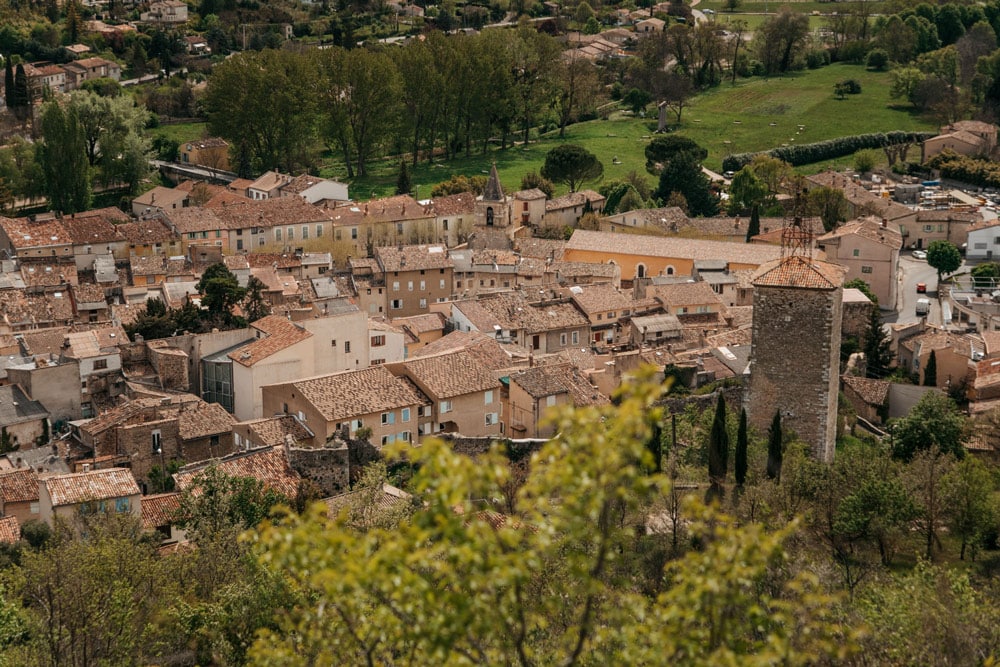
[660,384,745,417]
[842,300,871,346]
[286,440,350,497]
[747,284,842,463]
[148,344,189,391]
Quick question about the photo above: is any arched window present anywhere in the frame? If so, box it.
[486,207,494,226]
[636,263,647,279]
[666,266,675,275]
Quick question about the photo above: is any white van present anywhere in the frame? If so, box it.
[915,298,931,316]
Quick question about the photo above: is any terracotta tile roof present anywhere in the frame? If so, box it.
[187,137,228,149]
[359,195,434,223]
[842,375,890,406]
[134,186,188,209]
[280,174,325,194]
[248,171,289,193]
[946,120,996,135]
[228,315,312,367]
[21,264,77,288]
[117,218,176,244]
[752,256,845,290]
[510,362,607,405]
[173,446,300,499]
[967,218,1000,232]
[704,327,752,347]
[72,282,107,306]
[805,172,914,221]
[178,401,235,440]
[648,281,722,308]
[62,209,128,245]
[0,515,18,543]
[293,366,427,422]
[412,330,521,370]
[980,331,1000,358]
[162,207,223,234]
[245,252,301,270]
[0,468,39,504]
[569,284,632,314]
[323,482,412,515]
[43,468,139,507]
[566,230,782,266]
[514,238,566,261]
[913,210,981,223]
[429,192,477,216]
[467,292,590,333]
[243,415,314,446]
[551,261,620,280]
[397,349,501,399]
[141,492,180,528]
[204,189,252,208]
[212,197,332,229]
[390,312,448,335]
[513,188,547,201]
[545,189,605,211]
[375,244,453,272]
[0,215,71,249]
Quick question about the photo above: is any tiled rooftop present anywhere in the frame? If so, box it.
[376,244,453,272]
[817,216,903,249]
[174,446,301,499]
[228,315,312,367]
[752,256,845,290]
[0,515,19,543]
[0,468,39,504]
[566,230,783,266]
[842,375,890,406]
[292,365,428,422]
[43,467,140,506]
[0,215,70,249]
[243,415,314,447]
[141,491,181,529]
[569,284,632,314]
[397,349,501,399]
[177,401,235,440]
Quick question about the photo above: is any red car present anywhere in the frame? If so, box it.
[916,283,927,293]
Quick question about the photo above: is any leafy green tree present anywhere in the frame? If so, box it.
[853,148,880,173]
[807,186,848,231]
[923,349,937,386]
[942,456,995,560]
[766,411,782,481]
[196,263,246,320]
[622,87,652,114]
[64,0,84,44]
[866,48,889,70]
[926,240,962,282]
[541,144,604,192]
[864,305,892,378]
[242,276,269,323]
[707,392,729,493]
[37,100,91,214]
[735,407,748,487]
[644,135,707,174]
[754,8,810,74]
[248,376,859,665]
[395,160,411,196]
[834,462,918,565]
[430,174,487,197]
[889,66,926,107]
[844,278,878,306]
[726,166,766,215]
[655,149,719,216]
[520,171,554,198]
[890,391,967,461]
[970,262,1000,279]
[904,449,954,560]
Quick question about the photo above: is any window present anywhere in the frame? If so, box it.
[994,236,1000,245]
[485,390,493,405]
[259,237,265,246]
[286,227,294,241]
[372,358,385,365]
[408,281,414,291]
[443,220,449,230]
[419,298,427,309]
[381,434,396,445]
[316,224,323,237]
[400,431,411,442]
[924,225,934,232]
[861,265,873,274]
[546,395,557,407]
[485,412,498,426]
[151,430,162,454]
[301,226,309,240]
[93,358,108,370]
[371,335,386,347]
[697,305,709,313]
[571,331,579,345]
[596,314,602,321]
[345,341,351,353]
[215,229,221,238]
[351,228,358,240]
[382,412,396,425]
[331,339,337,347]
[560,333,567,345]
[210,435,220,447]
[336,230,342,241]
[188,232,196,240]
[115,497,130,513]
[419,280,425,290]
[275,228,282,241]
[852,248,860,257]
[440,400,453,413]
[391,299,403,309]
[401,408,411,422]
[440,279,446,289]
[397,223,404,234]
[393,281,400,291]
[976,243,988,249]
[201,231,208,239]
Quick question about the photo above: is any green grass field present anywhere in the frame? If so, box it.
[150,121,210,147]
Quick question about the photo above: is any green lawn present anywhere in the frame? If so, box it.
[697,0,880,12]
[707,12,826,30]
[312,63,938,198]
[150,121,210,147]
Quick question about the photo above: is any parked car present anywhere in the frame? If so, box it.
[916,282,927,293]
[913,250,927,260]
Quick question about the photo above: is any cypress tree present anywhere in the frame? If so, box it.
[923,349,938,387]
[766,411,783,481]
[395,160,411,196]
[864,304,892,379]
[12,64,29,118]
[708,392,729,486]
[735,407,748,487]
[745,203,760,242]
[4,59,13,110]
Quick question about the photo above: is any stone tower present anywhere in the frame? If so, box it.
[746,254,846,463]
[475,163,512,230]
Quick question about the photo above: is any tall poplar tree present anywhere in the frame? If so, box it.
[37,101,91,213]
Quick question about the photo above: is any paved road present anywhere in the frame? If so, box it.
[889,252,973,327]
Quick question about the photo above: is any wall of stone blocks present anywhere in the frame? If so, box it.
[288,444,350,497]
[747,284,842,463]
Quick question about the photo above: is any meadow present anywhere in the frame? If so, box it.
[322,63,936,198]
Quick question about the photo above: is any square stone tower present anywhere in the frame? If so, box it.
[475,163,512,230]
[747,255,846,463]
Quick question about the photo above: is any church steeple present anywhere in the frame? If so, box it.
[481,163,505,202]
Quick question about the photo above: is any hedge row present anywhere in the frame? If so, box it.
[721,131,936,172]
[926,150,1000,189]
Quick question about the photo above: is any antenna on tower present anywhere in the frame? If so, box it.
[780,180,813,260]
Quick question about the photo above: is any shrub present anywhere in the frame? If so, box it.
[806,49,830,69]
[721,131,935,172]
[866,48,889,71]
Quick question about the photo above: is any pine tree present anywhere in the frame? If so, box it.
[395,160,411,196]
[863,304,892,379]
[4,58,14,110]
[66,0,83,44]
[923,349,937,387]
[766,411,782,481]
[708,392,729,487]
[746,204,760,242]
[735,407,748,487]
